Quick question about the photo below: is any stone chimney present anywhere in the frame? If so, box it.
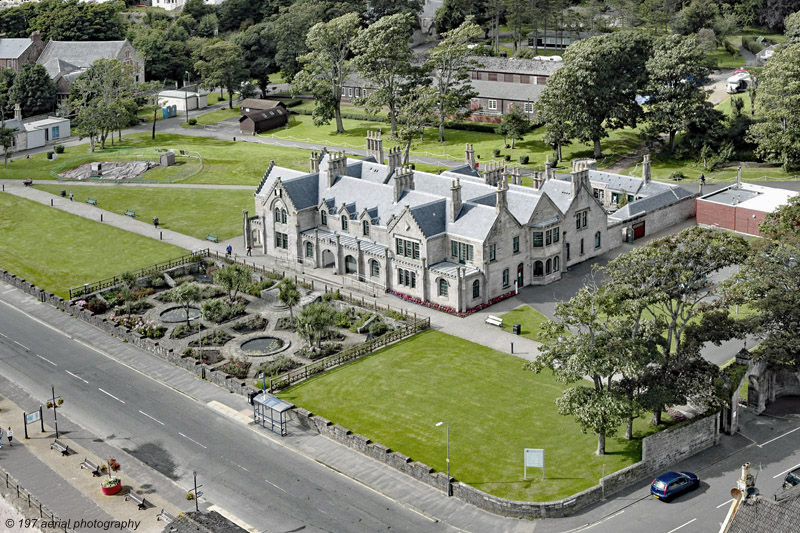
[736,165,742,189]
[737,463,755,494]
[309,151,320,173]
[505,166,521,186]
[642,154,651,183]
[387,146,402,175]
[571,161,589,197]
[366,129,384,164]
[450,178,462,221]
[482,161,503,186]
[495,176,508,214]
[14,103,22,122]
[544,154,553,181]
[465,143,475,169]
[532,171,544,190]
[327,151,347,187]
[393,165,414,202]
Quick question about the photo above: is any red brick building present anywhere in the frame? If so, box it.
[696,183,797,237]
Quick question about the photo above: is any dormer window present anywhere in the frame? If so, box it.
[342,216,348,231]
[362,220,370,237]
[321,210,327,225]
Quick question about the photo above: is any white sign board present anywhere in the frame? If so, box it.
[524,448,545,480]
[25,411,41,424]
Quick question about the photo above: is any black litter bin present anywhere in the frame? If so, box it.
[513,324,521,335]
[60,190,66,197]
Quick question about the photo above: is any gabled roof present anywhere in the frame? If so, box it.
[0,38,33,59]
[40,58,81,78]
[410,199,447,238]
[469,56,563,76]
[240,108,287,124]
[726,489,800,533]
[240,99,285,110]
[470,79,547,102]
[37,40,130,71]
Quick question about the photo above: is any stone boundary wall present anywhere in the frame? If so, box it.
[773,370,800,397]
[287,405,721,519]
[0,268,256,398]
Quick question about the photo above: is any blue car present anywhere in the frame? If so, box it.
[650,471,699,501]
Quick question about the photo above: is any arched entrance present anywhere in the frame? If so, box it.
[321,249,335,268]
[345,255,357,274]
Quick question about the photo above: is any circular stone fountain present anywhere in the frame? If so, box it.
[240,336,285,356]
[159,307,201,323]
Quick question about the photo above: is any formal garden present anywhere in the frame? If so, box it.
[74,259,412,386]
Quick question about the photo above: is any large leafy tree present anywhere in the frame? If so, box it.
[759,195,800,246]
[234,22,276,97]
[194,39,249,109]
[785,11,800,44]
[539,31,652,158]
[747,43,800,170]
[351,13,415,134]
[496,105,531,149]
[644,35,710,152]
[426,18,481,142]
[296,302,336,348]
[173,283,203,328]
[0,69,15,120]
[9,64,56,117]
[32,0,123,41]
[536,74,574,161]
[672,0,719,35]
[362,0,423,24]
[0,3,38,37]
[395,83,436,164]
[293,12,361,133]
[130,25,193,84]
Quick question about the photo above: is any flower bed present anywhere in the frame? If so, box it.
[171,323,206,339]
[275,317,296,331]
[155,284,224,302]
[188,330,233,347]
[219,356,251,379]
[386,289,517,317]
[295,343,342,360]
[201,297,247,323]
[232,315,268,333]
[256,354,300,379]
[109,313,166,338]
[246,279,275,296]
[184,348,223,365]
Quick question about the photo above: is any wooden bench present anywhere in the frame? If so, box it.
[485,315,504,327]
[86,198,98,206]
[157,509,176,524]
[124,490,148,510]
[205,234,219,243]
[79,458,101,476]
[50,439,70,456]
[124,210,136,218]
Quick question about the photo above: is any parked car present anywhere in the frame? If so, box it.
[783,468,800,490]
[650,471,700,501]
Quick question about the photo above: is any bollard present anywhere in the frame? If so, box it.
[511,342,514,354]
[100,214,103,222]
[50,199,53,206]
[160,231,163,240]
[2,184,4,191]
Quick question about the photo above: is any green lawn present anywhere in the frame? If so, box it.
[500,305,551,342]
[7,133,314,186]
[279,330,670,502]
[706,43,745,69]
[34,185,252,241]
[0,194,184,297]
[205,91,232,106]
[181,106,241,127]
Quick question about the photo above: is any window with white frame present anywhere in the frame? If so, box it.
[488,99,497,110]
[523,102,534,113]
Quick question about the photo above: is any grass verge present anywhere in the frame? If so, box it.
[500,305,551,342]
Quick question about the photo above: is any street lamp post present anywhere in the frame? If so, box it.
[435,421,451,496]
[184,71,191,124]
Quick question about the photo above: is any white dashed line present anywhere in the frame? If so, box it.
[773,462,800,478]
[265,479,286,493]
[65,370,88,384]
[759,426,800,447]
[716,499,733,508]
[179,432,207,449]
[666,518,696,533]
[14,340,30,351]
[138,410,165,425]
[98,388,125,404]
[36,353,57,366]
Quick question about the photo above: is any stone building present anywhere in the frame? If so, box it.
[246,135,695,313]
[0,32,45,73]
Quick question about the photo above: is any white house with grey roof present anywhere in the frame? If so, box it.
[246,135,696,313]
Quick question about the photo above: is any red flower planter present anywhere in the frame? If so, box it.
[101,481,122,495]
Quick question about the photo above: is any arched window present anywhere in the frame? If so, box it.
[363,220,370,237]
[554,256,560,271]
[321,210,327,225]
[545,258,552,275]
[534,261,544,277]
[438,278,448,297]
[274,207,281,222]
[472,280,480,299]
[595,231,601,248]
[370,260,380,277]
[305,242,313,258]
[342,216,349,231]
[281,209,287,224]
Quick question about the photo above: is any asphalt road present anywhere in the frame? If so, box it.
[0,305,452,533]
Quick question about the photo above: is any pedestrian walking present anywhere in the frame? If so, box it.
[700,173,706,185]
[6,427,12,446]
[0,427,4,449]
[69,192,74,201]
[226,244,232,256]
[246,245,252,256]
[153,216,159,229]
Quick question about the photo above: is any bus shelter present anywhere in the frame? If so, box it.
[253,393,294,436]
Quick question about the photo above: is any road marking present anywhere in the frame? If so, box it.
[773,462,800,478]
[222,456,249,472]
[14,340,30,351]
[35,353,57,366]
[179,432,207,449]
[65,370,89,384]
[666,518,696,533]
[717,499,733,508]
[561,509,625,532]
[98,388,125,404]
[759,426,800,447]
[206,505,258,533]
[0,332,7,337]
[265,479,287,493]
[138,410,165,425]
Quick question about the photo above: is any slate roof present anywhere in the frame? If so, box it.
[539,178,574,212]
[610,189,690,221]
[163,511,248,533]
[239,99,285,110]
[240,107,287,124]
[410,199,447,237]
[40,58,81,79]
[470,79,547,102]
[37,40,129,70]
[727,490,800,533]
[442,164,482,179]
[469,56,563,76]
[0,38,33,59]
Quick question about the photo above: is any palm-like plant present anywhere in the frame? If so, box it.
[296,302,336,348]
[173,283,202,329]
[278,278,300,321]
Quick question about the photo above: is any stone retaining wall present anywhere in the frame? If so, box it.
[287,403,721,519]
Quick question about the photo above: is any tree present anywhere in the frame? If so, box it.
[645,35,710,152]
[638,0,678,33]
[760,0,799,30]
[139,81,165,140]
[296,302,336,348]
[9,64,56,117]
[503,0,529,51]
[672,0,720,36]
[120,271,138,316]
[293,12,360,133]
[130,26,193,84]
[194,39,249,109]
[183,0,214,21]
[172,282,202,328]
[278,278,300,320]
[426,18,482,142]
[746,44,800,170]
[363,0,423,24]
[786,11,800,43]
[213,264,252,300]
[196,14,220,38]
[0,124,15,169]
[759,195,800,246]
[496,105,531,149]
[351,13,414,134]
[31,0,123,41]
[395,83,435,164]
[234,22,276,97]
[0,68,15,119]
[539,31,652,158]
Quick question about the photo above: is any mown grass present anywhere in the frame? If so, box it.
[0,194,184,297]
[181,106,241,127]
[500,305,552,342]
[279,330,671,502]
